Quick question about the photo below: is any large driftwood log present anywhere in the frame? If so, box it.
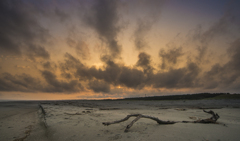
[102,110,220,132]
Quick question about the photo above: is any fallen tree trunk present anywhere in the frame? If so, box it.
[102,110,220,132]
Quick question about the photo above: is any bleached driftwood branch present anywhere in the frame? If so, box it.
[102,110,220,132]
[182,109,220,123]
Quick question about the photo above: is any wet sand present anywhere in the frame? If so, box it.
[1,100,240,141]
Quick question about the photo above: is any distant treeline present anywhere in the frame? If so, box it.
[117,93,240,101]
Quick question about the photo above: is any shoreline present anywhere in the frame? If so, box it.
[1,99,240,141]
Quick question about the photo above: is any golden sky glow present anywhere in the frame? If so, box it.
[0,0,240,100]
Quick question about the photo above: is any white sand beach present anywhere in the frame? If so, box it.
[1,100,240,141]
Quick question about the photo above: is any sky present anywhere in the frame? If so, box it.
[0,0,240,100]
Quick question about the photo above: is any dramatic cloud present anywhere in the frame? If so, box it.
[66,37,90,60]
[133,20,152,50]
[59,53,85,80]
[0,73,43,92]
[188,11,236,63]
[159,47,183,69]
[26,45,50,61]
[136,52,153,74]
[203,38,240,89]
[0,0,49,56]
[151,62,200,88]
[0,0,240,99]
[118,66,145,89]
[131,0,165,51]
[88,80,110,93]
[84,0,122,58]
[42,61,57,70]
[41,70,83,93]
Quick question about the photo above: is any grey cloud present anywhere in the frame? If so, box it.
[118,67,145,89]
[1,45,239,94]
[66,37,76,48]
[195,45,207,63]
[159,47,183,69]
[124,0,165,20]
[0,73,43,92]
[88,80,110,93]
[55,8,69,22]
[201,12,234,44]
[66,37,90,60]
[62,53,84,69]
[84,0,122,58]
[226,38,240,71]
[129,0,165,51]
[133,20,152,50]
[151,62,200,88]
[188,12,236,63]
[41,70,83,92]
[203,38,240,89]
[0,70,83,93]
[0,0,49,56]
[142,0,165,20]
[75,53,147,89]
[59,53,85,79]
[136,52,153,74]
[93,58,121,84]
[42,61,57,71]
[190,12,235,45]
[26,45,50,61]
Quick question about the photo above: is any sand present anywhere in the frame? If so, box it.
[1,100,240,141]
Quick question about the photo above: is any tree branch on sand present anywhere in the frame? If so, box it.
[102,110,220,132]
[182,109,220,123]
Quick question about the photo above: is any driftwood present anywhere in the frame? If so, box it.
[182,109,220,123]
[102,110,220,132]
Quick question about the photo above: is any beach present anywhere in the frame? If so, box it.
[1,100,240,141]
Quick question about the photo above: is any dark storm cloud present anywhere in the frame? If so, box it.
[41,70,83,92]
[159,47,183,69]
[0,0,49,56]
[26,45,50,61]
[88,80,110,93]
[75,52,199,90]
[0,73,43,92]
[136,52,153,74]
[88,56,122,83]
[0,70,83,93]
[151,62,200,88]
[74,53,147,89]
[0,51,201,93]
[118,66,145,89]
[84,0,122,58]
[59,53,85,80]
